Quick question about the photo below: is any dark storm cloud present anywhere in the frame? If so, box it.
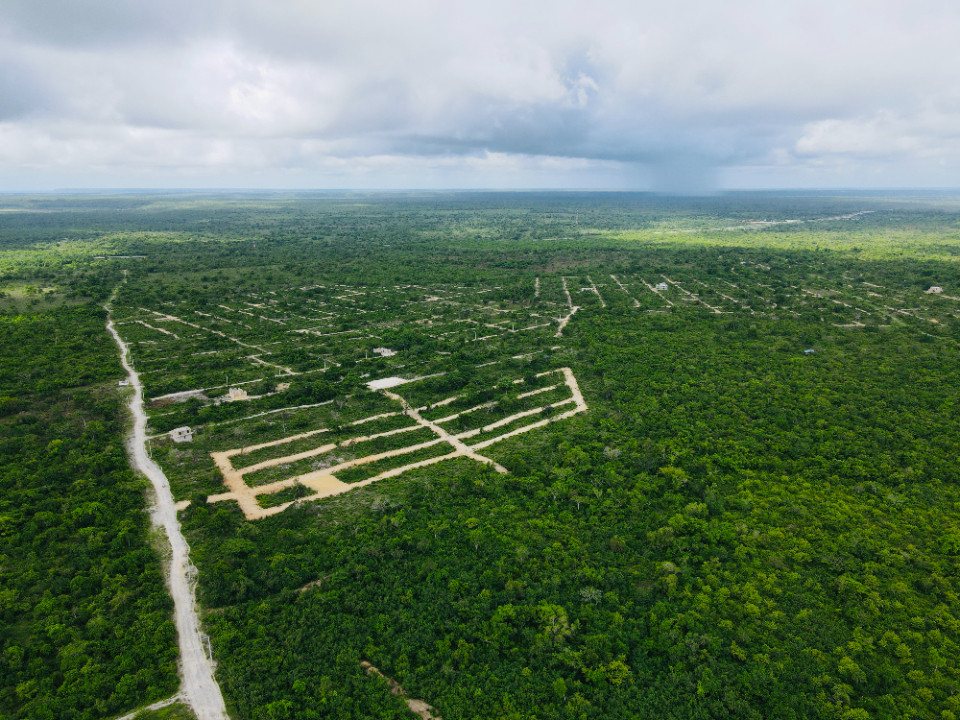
[1,0,959,190]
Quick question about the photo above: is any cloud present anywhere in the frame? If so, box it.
[1,0,959,190]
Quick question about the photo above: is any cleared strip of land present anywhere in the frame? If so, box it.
[208,368,588,520]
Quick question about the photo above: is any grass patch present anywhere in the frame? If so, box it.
[256,482,312,509]
[465,404,573,446]
[134,701,198,720]
[335,442,456,484]
[241,426,438,486]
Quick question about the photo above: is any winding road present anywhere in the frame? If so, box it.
[106,303,229,720]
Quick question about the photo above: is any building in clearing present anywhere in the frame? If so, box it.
[227,387,249,401]
[170,426,193,443]
[927,286,944,294]
[372,347,397,357]
[655,282,669,291]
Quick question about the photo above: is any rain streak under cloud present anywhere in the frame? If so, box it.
[1,0,958,191]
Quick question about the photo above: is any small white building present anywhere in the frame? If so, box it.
[227,387,248,401]
[655,282,669,291]
[927,286,944,294]
[372,347,397,357]
[118,379,129,387]
[170,426,193,443]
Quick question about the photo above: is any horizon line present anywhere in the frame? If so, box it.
[2,186,960,196]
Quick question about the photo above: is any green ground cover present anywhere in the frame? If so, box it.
[4,191,960,719]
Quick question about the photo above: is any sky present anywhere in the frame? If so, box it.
[1,0,958,192]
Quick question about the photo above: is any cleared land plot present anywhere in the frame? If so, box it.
[207,367,587,519]
[241,426,439,487]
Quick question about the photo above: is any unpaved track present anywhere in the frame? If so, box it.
[383,389,509,473]
[586,275,606,308]
[660,274,721,314]
[113,693,184,720]
[211,368,588,520]
[639,277,674,307]
[610,274,640,307]
[106,307,229,720]
[555,278,580,337]
[360,662,441,719]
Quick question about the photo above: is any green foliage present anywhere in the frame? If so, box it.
[5,191,960,719]
[0,307,178,719]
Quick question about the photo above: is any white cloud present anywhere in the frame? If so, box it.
[1,0,959,189]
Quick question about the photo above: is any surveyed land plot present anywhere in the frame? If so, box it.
[207,367,588,520]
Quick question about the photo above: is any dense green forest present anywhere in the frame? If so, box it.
[0,307,179,719]
[2,191,960,719]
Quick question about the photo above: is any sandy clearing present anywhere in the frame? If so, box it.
[348,451,461,488]
[554,307,579,338]
[534,276,540,298]
[368,376,412,390]
[297,574,331,594]
[209,368,587,520]
[107,303,229,720]
[383,390,508,473]
[360,662,441,720]
[554,278,580,338]
[561,276,575,308]
[208,437,454,519]
[237,424,423,476]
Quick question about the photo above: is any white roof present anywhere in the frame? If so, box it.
[170,426,192,434]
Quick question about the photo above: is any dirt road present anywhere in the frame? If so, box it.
[106,308,229,720]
